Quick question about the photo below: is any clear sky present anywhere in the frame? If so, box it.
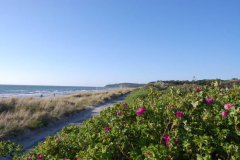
[0,0,239,86]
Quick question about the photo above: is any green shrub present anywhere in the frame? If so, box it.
[27,114,49,130]
[12,83,240,159]
[143,81,168,90]
[160,84,200,94]
[14,104,45,113]
[0,140,25,159]
[0,124,4,131]
[0,103,14,113]
[123,88,149,104]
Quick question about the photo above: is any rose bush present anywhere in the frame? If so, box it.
[3,82,240,159]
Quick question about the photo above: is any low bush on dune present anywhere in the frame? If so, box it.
[160,83,200,94]
[7,82,238,160]
[123,88,149,104]
[0,140,25,159]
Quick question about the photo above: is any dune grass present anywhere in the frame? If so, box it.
[0,89,134,139]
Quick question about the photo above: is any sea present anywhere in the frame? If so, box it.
[0,85,115,98]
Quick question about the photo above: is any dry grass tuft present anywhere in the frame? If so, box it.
[0,89,134,139]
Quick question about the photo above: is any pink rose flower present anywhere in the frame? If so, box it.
[105,126,111,132]
[117,111,122,116]
[176,111,184,117]
[77,158,81,160]
[224,104,236,110]
[205,98,214,104]
[136,106,146,116]
[140,106,146,111]
[195,88,200,92]
[55,137,59,141]
[136,109,143,116]
[163,135,170,146]
[28,156,32,159]
[122,103,127,108]
[37,154,42,159]
[224,104,233,110]
[222,111,228,117]
[146,152,150,156]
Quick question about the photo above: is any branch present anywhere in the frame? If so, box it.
[118,146,131,160]
[160,119,172,145]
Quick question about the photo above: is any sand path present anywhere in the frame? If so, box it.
[0,94,128,159]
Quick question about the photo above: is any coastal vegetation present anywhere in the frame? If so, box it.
[1,81,239,159]
[0,89,133,140]
[158,79,223,86]
[123,88,149,105]
[153,78,238,87]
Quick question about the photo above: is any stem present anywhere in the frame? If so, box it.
[227,152,230,160]
[160,119,172,145]
[214,153,219,160]
[119,146,131,160]
[169,122,175,133]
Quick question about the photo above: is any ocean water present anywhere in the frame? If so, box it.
[0,85,114,98]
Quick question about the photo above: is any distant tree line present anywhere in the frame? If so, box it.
[155,78,238,86]
[156,79,223,86]
[105,78,238,88]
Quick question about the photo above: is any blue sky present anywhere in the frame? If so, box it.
[0,0,239,86]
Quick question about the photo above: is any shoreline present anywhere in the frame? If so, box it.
[0,88,121,99]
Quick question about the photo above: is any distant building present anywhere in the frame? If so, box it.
[220,80,240,87]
